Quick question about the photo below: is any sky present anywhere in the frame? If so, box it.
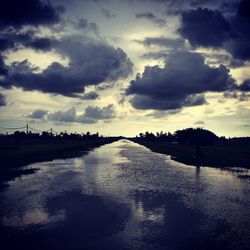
[0,0,250,137]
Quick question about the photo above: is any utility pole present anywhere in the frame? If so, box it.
[50,128,52,136]
[26,124,29,134]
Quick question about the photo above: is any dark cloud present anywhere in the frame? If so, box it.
[135,12,166,26]
[71,18,99,34]
[0,35,14,52]
[101,8,116,19]
[129,93,207,110]
[0,0,65,29]
[0,56,8,75]
[95,82,115,91]
[221,86,249,102]
[226,0,250,60]
[27,37,55,51]
[184,94,208,106]
[81,91,99,100]
[126,51,236,110]
[178,1,250,61]
[0,30,56,53]
[226,38,250,61]
[0,93,7,107]
[138,0,237,16]
[0,31,32,52]
[135,37,185,49]
[78,104,116,123]
[48,108,77,123]
[0,0,64,60]
[47,104,116,124]
[239,79,250,91]
[27,109,48,119]
[237,0,250,16]
[0,36,133,97]
[179,7,231,47]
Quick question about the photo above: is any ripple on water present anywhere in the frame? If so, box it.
[0,139,249,250]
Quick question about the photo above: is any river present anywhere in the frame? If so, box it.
[0,140,249,250]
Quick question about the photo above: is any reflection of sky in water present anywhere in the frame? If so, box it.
[2,209,65,227]
[0,139,249,249]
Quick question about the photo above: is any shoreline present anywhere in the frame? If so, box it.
[131,139,250,169]
[0,138,118,188]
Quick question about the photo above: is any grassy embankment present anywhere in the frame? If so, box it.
[131,138,250,169]
[0,138,118,187]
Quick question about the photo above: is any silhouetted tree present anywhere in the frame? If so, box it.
[138,131,175,142]
[175,128,218,157]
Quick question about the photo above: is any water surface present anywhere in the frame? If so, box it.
[1,140,250,250]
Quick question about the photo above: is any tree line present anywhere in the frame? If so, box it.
[0,130,104,147]
[137,127,250,146]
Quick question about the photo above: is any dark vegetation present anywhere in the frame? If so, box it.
[0,130,121,189]
[1,130,102,147]
[132,128,250,169]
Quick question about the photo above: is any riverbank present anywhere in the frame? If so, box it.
[131,139,250,169]
[0,138,118,187]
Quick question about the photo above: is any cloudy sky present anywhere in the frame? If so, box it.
[0,0,250,136]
